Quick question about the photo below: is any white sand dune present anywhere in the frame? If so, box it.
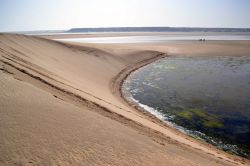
[0,33,249,165]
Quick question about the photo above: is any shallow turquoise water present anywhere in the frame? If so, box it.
[123,56,250,158]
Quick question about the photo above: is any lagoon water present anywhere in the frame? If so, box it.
[123,56,250,158]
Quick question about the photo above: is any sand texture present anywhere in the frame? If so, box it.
[0,33,250,165]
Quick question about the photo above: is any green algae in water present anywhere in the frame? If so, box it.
[177,108,207,119]
[203,120,224,128]
[177,110,193,119]
[123,56,250,159]
[176,107,224,129]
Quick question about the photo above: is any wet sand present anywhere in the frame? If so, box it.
[0,33,250,165]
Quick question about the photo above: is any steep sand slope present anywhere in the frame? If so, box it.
[0,34,248,165]
[0,68,202,166]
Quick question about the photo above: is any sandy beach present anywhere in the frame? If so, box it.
[0,33,250,165]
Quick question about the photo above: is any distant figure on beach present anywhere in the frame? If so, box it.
[199,38,206,41]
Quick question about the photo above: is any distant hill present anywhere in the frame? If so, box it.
[67,27,250,33]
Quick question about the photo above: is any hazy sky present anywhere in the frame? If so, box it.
[1,0,250,32]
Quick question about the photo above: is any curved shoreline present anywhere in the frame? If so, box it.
[111,52,171,130]
[112,53,248,165]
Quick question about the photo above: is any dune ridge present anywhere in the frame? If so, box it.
[0,34,249,165]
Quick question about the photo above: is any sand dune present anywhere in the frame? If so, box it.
[0,33,249,165]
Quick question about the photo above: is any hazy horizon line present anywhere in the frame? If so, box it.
[2,26,250,33]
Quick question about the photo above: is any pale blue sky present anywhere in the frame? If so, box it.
[0,0,250,32]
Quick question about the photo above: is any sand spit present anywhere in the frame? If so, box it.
[0,33,249,165]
